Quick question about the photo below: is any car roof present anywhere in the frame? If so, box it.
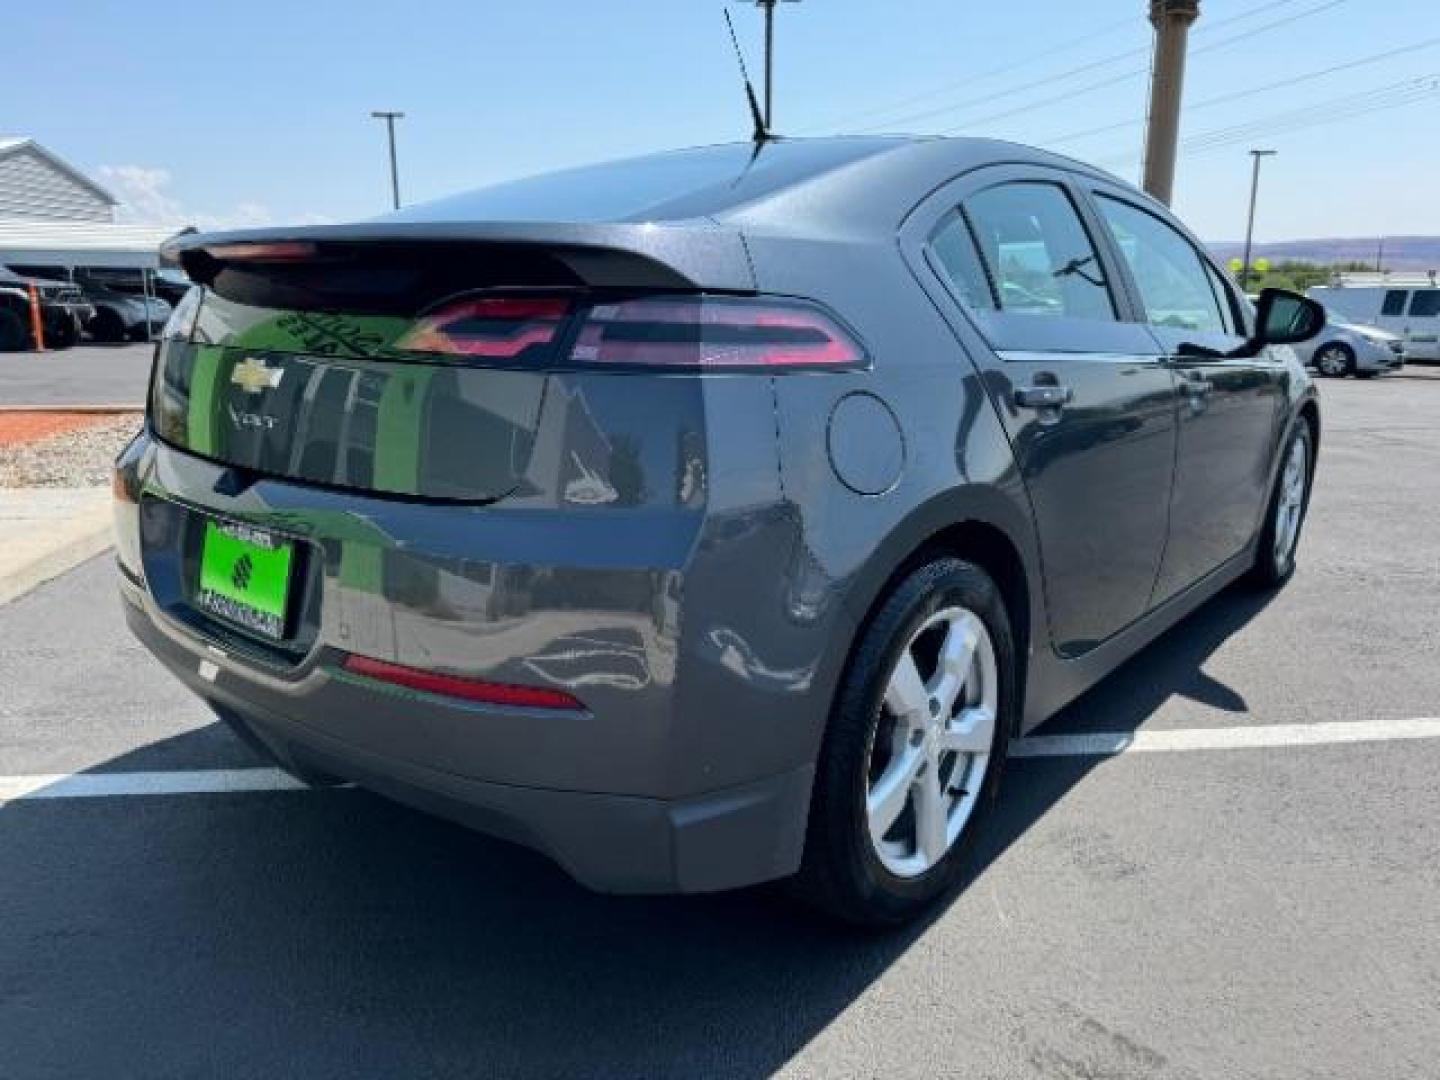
[380,136,1123,231]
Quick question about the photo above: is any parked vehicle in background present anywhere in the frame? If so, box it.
[1293,316,1404,377]
[73,274,172,342]
[1308,280,1440,361]
[72,265,194,306]
[0,265,94,350]
[117,137,1324,925]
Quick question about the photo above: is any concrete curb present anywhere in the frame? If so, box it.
[0,488,113,606]
[0,406,141,414]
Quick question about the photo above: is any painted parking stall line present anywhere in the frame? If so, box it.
[1012,717,1440,758]
[2,719,1439,804]
[0,767,308,805]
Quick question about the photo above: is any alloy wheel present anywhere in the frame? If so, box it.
[865,606,997,878]
[1316,347,1349,377]
[1273,432,1309,568]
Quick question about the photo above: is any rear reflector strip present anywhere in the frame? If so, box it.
[341,654,584,711]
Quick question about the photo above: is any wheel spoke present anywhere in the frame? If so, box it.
[928,614,979,716]
[940,705,995,755]
[914,757,948,866]
[867,744,923,841]
[884,650,928,724]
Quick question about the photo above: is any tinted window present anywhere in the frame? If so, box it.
[1382,290,1409,317]
[930,211,997,311]
[1096,196,1225,334]
[1409,290,1440,318]
[963,182,1115,321]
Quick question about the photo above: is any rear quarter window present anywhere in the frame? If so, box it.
[1409,290,1440,318]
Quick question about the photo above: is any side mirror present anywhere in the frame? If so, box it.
[1248,288,1326,350]
[1176,288,1328,361]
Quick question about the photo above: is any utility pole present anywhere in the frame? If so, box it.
[1142,0,1201,206]
[370,110,405,210]
[1376,236,1386,274]
[743,0,799,132]
[1240,149,1277,293]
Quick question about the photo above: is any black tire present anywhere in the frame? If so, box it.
[1313,342,1354,378]
[0,308,26,351]
[1249,419,1314,588]
[793,557,1016,927]
[48,314,79,350]
[88,307,126,344]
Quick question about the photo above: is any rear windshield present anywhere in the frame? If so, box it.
[382,140,897,225]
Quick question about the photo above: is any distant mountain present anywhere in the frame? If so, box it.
[1207,236,1440,272]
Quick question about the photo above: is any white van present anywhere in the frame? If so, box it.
[1308,278,1440,361]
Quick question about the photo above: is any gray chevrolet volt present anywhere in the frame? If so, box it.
[117,137,1323,924]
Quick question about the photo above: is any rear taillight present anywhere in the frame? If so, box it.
[569,295,865,371]
[393,293,866,372]
[342,654,584,711]
[395,296,571,360]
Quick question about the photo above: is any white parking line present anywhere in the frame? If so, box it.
[0,768,306,805]
[1012,718,1440,758]
[2,718,1439,803]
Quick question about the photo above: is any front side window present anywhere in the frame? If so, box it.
[1382,290,1409,317]
[1409,290,1440,318]
[961,182,1116,321]
[1096,195,1226,334]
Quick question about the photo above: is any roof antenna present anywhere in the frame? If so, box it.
[724,9,769,144]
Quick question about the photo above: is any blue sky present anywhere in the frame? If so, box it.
[9,0,1438,241]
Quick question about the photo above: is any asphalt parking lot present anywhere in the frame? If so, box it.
[0,343,151,409]
[2,368,1438,1079]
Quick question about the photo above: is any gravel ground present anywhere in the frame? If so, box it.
[0,413,142,487]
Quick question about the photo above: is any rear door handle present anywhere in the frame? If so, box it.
[1013,385,1074,410]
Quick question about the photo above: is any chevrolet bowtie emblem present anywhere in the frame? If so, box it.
[230,357,284,394]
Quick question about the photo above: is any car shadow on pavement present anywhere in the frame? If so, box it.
[0,586,1271,1078]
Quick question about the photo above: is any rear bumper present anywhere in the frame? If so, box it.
[122,576,813,893]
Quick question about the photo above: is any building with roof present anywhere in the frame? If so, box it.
[0,137,181,269]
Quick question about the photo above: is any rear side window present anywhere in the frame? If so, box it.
[930,212,996,311]
[1382,290,1409,317]
[1095,195,1226,334]
[961,182,1116,321]
[1409,290,1440,318]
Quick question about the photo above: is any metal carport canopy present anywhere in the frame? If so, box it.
[0,221,188,269]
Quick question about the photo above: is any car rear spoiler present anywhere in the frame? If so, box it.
[161,219,756,294]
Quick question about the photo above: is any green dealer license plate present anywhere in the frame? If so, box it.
[196,520,296,641]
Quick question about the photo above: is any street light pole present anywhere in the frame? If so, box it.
[370,110,405,210]
[1240,149,1276,293]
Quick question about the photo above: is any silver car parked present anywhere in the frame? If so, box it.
[1295,317,1405,378]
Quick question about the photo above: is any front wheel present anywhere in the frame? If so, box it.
[794,558,1015,926]
[1250,420,1313,587]
[1314,343,1354,378]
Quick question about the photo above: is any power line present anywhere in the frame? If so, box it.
[797,12,1142,134]
[1042,34,1440,147]
[831,0,1323,135]
[1093,75,1440,168]
[919,0,1351,136]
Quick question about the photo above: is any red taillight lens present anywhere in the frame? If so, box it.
[570,295,865,371]
[396,296,571,360]
[342,654,584,711]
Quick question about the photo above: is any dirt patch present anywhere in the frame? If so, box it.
[0,412,112,448]
[0,413,143,487]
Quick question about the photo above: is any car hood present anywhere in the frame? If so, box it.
[1337,321,1400,343]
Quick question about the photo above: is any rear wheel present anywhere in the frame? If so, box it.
[1250,420,1313,587]
[0,309,25,351]
[794,558,1014,926]
[1314,343,1354,378]
[88,308,126,343]
[49,314,79,350]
